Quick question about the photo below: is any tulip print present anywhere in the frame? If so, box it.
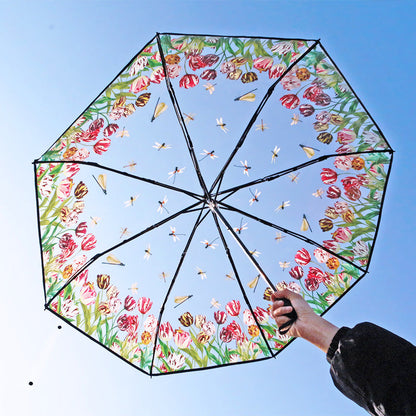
[137,297,153,314]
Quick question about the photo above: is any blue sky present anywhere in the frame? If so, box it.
[1,1,415,415]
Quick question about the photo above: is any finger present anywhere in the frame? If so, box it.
[271,305,293,319]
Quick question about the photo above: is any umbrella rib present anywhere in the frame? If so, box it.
[209,39,321,194]
[218,201,367,274]
[216,149,393,196]
[34,34,159,161]
[44,201,203,309]
[34,159,204,201]
[150,204,209,376]
[211,211,275,357]
[156,34,210,199]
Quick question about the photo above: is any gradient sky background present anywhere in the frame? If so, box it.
[1,1,415,415]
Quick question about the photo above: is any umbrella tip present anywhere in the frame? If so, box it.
[28,381,34,386]
[57,325,62,330]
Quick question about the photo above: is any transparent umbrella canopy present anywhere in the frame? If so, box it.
[33,33,393,376]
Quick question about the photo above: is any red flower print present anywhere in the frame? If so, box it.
[188,55,206,71]
[321,168,338,184]
[214,310,227,325]
[220,327,233,343]
[129,75,150,93]
[75,222,88,237]
[200,69,217,80]
[93,138,111,155]
[179,74,199,89]
[327,185,341,199]
[253,57,273,73]
[137,297,153,314]
[226,300,241,316]
[81,234,97,251]
[117,314,129,331]
[289,266,304,279]
[332,227,353,243]
[295,248,311,266]
[124,295,136,311]
[103,124,119,137]
[280,94,300,109]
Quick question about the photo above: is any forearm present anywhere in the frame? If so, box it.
[298,314,339,354]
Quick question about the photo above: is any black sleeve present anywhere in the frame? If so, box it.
[326,322,416,416]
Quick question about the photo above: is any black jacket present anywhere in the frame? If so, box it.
[327,323,416,416]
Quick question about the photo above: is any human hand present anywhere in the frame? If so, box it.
[271,289,320,339]
[271,289,339,353]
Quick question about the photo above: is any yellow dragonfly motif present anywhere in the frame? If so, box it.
[196,267,207,280]
[291,114,301,125]
[117,127,130,137]
[274,232,286,243]
[153,142,172,151]
[255,119,268,131]
[279,261,291,271]
[124,195,140,207]
[160,272,169,282]
[183,113,196,124]
[275,201,290,211]
[203,83,216,94]
[120,227,130,239]
[313,188,324,198]
[210,298,221,309]
[289,172,300,183]
[90,216,100,226]
[271,146,280,163]
[129,282,138,294]
[216,117,228,133]
[123,161,137,171]
[144,244,152,260]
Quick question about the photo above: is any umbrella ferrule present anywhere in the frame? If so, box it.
[207,200,218,211]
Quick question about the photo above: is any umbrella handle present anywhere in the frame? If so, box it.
[275,297,298,335]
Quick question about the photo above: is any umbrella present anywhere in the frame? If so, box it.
[33,32,393,376]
